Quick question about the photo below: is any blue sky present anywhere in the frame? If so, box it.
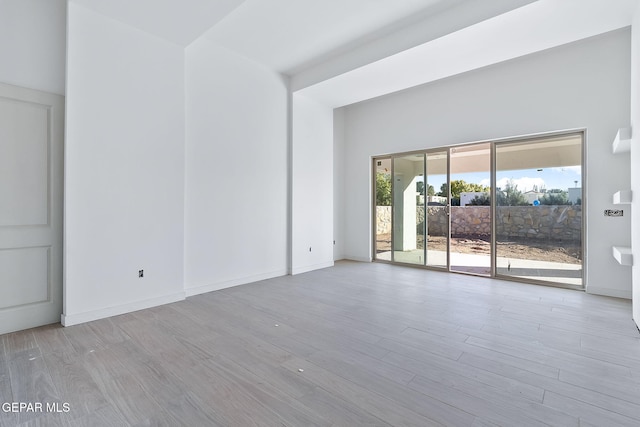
[491,166,582,192]
[426,166,582,194]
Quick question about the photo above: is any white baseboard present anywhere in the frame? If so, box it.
[344,255,372,262]
[586,286,631,299]
[184,269,287,297]
[61,291,186,327]
[291,261,334,275]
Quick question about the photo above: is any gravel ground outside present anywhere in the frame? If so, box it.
[375,233,581,265]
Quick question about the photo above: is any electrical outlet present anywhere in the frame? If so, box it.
[309,247,312,252]
[138,269,144,278]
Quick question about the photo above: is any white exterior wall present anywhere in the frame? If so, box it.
[341,29,632,298]
[184,39,288,295]
[64,3,186,324]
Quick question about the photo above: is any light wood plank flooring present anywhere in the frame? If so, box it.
[1,261,639,426]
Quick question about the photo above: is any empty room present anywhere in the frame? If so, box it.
[1,0,640,425]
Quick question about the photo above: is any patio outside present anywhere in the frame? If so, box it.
[376,233,582,286]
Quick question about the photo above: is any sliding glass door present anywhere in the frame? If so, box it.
[373,131,584,289]
[494,133,583,286]
[449,143,491,276]
[373,151,446,268]
[425,150,448,269]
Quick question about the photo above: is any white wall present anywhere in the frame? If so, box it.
[291,93,334,274]
[341,29,632,298]
[631,3,640,326]
[0,0,66,95]
[333,108,346,261]
[64,3,186,325]
[184,38,288,295]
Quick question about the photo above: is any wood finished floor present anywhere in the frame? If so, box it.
[1,261,639,426]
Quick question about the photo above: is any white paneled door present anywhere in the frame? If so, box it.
[0,83,64,335]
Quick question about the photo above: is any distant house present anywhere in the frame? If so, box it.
[427,195,447,206]
[460,192,488,207]
[524,190,544,205]
[568,187,582,204]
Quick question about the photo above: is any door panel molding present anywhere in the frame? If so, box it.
[0,82,64,334]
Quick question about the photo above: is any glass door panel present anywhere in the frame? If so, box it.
[374,158,392,261]
[392,154,425,265]
[449,143,491,276]
[425,151,448,269]
[494,133,583,286]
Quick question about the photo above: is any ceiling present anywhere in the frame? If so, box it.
[71,0,471,67]
[72,0,638,107]
[71,0,535,73]
[297,0,639,107]
[71,0,246,46]
[200,0,470,75]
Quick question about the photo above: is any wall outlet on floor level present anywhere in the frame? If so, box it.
[138,269,144,278]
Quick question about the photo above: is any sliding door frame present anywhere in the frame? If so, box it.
[372,150,429,266]
[371,128,586,290]
[492,130,585,290]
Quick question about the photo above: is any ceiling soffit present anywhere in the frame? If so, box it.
[70,0,246,46]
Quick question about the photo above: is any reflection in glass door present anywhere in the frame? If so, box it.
[392,154,425,265]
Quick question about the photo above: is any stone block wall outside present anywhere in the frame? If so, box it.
[494,205,581,242]
[376,206,392,234]
[376,205,582,243]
